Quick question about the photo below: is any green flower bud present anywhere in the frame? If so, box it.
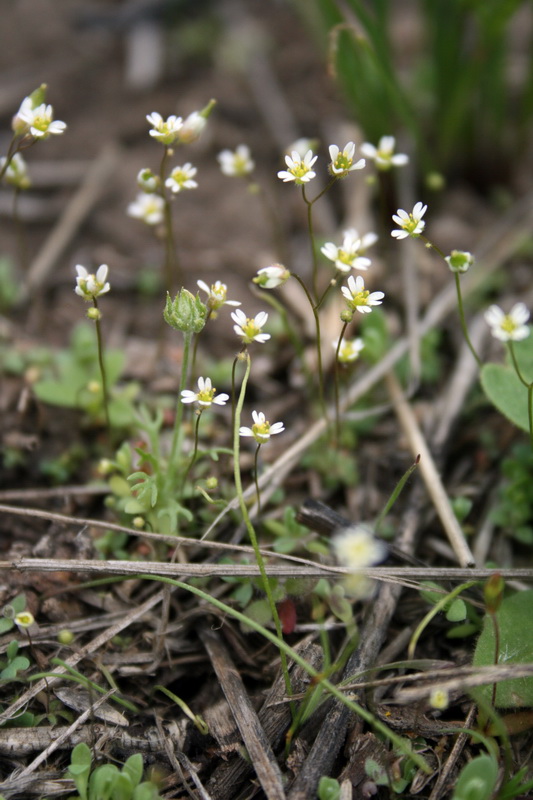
[58,629,75,645]
[445,250,474,274]
[164,289,207,334]
[87,306,101,321]
[340,308,354,323]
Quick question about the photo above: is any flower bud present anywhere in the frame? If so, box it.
[136,168,160,193]
[340,308,354,323]
[12,84,47,134]
[58,629,75,645]
[483,573,505,614]
[164,289,207,334]
[253,264,290,289]
[87,307,102,321]
[445,250,474,273]
[177,99,216,144]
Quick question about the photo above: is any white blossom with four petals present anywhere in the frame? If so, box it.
[165,163,198,193]
[277,149,317,184]
[197,280,241,311]
[391,202,427,239]
[218,144,255,177]
[485,303,530,342]
[328,142,365,176]
[360,136,408,170]
[75,264,111,301]
[181,377,229,407]
[231,309,271,344]
[321,229,375,272]
[341,275,384,314]
[17,100,66,139]
[127,193,165,225]
[146,112,183,145]
[239,410,285,443]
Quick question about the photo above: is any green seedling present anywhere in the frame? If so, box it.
[66,743,163,800]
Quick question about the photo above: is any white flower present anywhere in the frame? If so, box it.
[277,149,317,184]
[360,136,408,170]
[197,280,241,312]
[177,111,206,144]
[0,153,30,189]
[239,410,284,443]
[146,111,183,145]
[333,337,364,363]
[218,144,255,177]
[253,264,290,289]
[165,163,198,193]
[286,138,319,159]
[341,275,384,314]
[127,193,165,225]
[391,201,427,239]
[231,309,270,344]
[328,142,365,176]
[321,229,374,272]
[485,303,530,342]
[75,264,110,301]
[180,376,229,407]
[429,688,449,710]
[332,525,386,569]
[17,101,66,139]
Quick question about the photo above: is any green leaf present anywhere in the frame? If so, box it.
[122,753,143,789]
[473,590,533,707]
[317,776,341,800]
[451,754,498,800]
[480,364,530,432]
[446,598,467,622]
[0,656,30,679]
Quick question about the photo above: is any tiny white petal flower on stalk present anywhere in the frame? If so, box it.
[328,142,365,176]
[239,410,285,443]
[218,144,255,177]
[253,264,290,289]
[333,525,386,569]
[360,135,409,170]
[127,192,165,225]
[321,228,373,273]
[75,264,110,301]
[0,153,31,189]
[146,111,183,145]
[391,201,427,239]
[232,309,270,344]
[197,280,241,312]
[14,611,35,629]
[333,337,365,363]
[277,149,317,185]
[341,275,384,314]
[165,163,198,193]
[485,303,530,342]
[181,376,229,408]
[18,102,66,139]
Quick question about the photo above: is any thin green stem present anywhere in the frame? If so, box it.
[181,409,203,491]
[139,573,431,774]
[334,321,349,441]
[159,146,182,294]
[293,273,328,422]
[302,185,320,300]
[508,342,533,450]
[233,351,293,705]
[166,331,193,493]
[0,136,20,181]
[253,444,262,516]
[92,298,111,433]
[453,272,482,366]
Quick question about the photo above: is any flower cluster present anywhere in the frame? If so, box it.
[14,96,66,140]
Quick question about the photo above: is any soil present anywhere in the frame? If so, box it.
[1,2,533,799]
